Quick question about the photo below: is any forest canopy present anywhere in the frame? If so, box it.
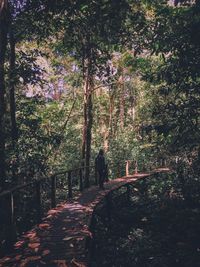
[0,0,199,189]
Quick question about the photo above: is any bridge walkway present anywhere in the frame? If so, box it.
[0,168,169,267]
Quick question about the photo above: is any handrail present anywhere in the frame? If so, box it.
[0,159,143,254]
[0,181,35,198]
[0,164,96,198]
[0,160,127,198]
[0,157,168,198]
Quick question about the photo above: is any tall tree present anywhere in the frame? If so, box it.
[0,0,9,190]
[8,10,17,148]
[140,0,200,169]
[58,0,134,187]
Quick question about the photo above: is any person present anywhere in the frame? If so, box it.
[95,149,106,189]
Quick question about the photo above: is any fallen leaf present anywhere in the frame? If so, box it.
[39,223,50,229]
[63,237,73,241]
[133,187,139,192]
[39,260,46,265]
[47,210,58,215]
[15,255,22,261]
[26,232,36,239]
[53,260,68,267]
[3,257,11,262]
[19,256,41,267]
[141,217,148,222]
[71,258,86,267]
[42,250,50,256]
[28,243,40,249]
[81,229,92,238]
[15,241,25,248]
[149,257,154,260]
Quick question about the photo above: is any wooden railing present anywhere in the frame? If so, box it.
[0,160,128,255]
[88,169,171,265]
[0,158,168,256]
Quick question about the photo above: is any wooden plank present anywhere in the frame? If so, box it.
[51,175,56,208]
[79,169,83,192]
[36,181,42,223]
[67,171,72,198]
[0,169,170,267]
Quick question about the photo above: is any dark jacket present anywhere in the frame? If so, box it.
[95,154,106,172]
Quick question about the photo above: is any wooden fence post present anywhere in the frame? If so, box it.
[126,160,130,176]
[135,160,138,174]
[126,184,131,203]
[68,171,72,198]
[36,181,42,223]
[105,163,109,182]
[141,159,145,172]
[84,165,90,188]
[155,159,158,168]
[51,175,56,208]
[160,158,163,167]
[79,169,83,192]
[117,162,120,178]
[105,193,112,224]
[164,159,167,167]
[5,192,17,249]
[95,164,98,185]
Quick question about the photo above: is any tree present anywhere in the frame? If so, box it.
[0,0,9,190]
[8,3,17,148]
[52,0,134,187]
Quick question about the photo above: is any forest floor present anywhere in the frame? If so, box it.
[2,170,199,267]
[90,173,200,267]
[0,173,151,267]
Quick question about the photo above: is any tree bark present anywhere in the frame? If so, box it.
[84,88,93,187]
[130,95,136,128]
[9,27,18,148]
[0,4,8,190]
[104,88,115,150]
[81,65,89,180]
[108,93,114,136]
[119,74,125,130]
[81,57,93,188]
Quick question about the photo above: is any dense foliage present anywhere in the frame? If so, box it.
[0,0,198,187]
[90,172,200,267]
[0,0,200,264]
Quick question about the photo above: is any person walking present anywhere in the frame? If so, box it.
[95,149,106,189]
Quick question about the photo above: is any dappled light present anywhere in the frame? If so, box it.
[0,170,168,266]
[0,0,200,266]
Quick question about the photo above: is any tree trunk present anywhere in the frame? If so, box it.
[130,95,136,128]
[119,75,125,130]
[108,93,114,136]
[9,25,20,185]
[104,88,115,151]
[9,27,18,147]
[81,57,94,188]
[81,78,88,180]
[84,88,93,187]
[0,7,8,190]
